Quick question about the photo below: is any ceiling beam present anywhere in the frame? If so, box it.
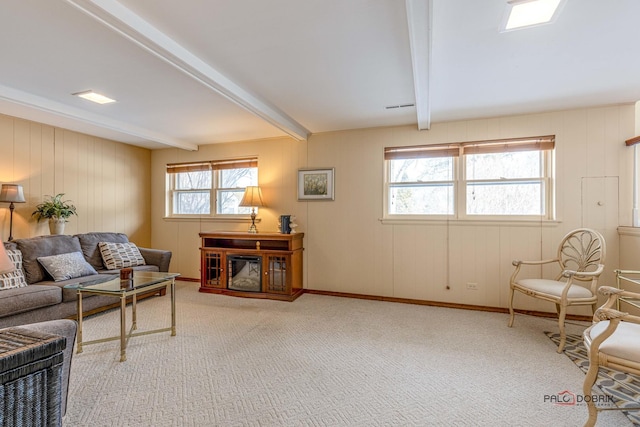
[0,84,198,151]
[63,0,311,142]
[405,0,432,130]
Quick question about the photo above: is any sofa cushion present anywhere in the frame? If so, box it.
[0,285,61,318]
[15,235,83,284]
[57,274,117,302]
[98,242,146,270]
[37,251,98,282]
[95,265,159,275]
[0,250,28,290]
[34,274,116,303]
[76,232,129,271]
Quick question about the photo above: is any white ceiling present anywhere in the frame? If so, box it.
[1,0,639,151]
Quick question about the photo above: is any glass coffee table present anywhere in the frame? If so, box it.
[65,271,180,362]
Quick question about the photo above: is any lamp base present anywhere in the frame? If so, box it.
[247,209,258,233]
[7,203,15,241]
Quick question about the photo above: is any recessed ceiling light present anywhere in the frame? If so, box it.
[501,0,565,32]
[73,90,116,104]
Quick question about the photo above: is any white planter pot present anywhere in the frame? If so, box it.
[48,218,66,235]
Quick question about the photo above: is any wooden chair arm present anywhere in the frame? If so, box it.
[510,258,561,286]
[512,258,559,267]
[561,263,605,278]
[593,307,640,325]
[599,285,640,300]
[596,286,640,313]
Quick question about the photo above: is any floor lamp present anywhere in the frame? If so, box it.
[0,184,26,241]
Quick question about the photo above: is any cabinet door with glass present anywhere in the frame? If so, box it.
[201,249,225,289]
[264,253,290,295]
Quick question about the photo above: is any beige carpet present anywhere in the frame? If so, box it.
[63,282,632,426]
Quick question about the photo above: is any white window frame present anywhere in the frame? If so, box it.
[166,158,258,218]
[384,136,555,221]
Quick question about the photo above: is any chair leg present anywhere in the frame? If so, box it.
[582,361,599,427]
[557,306,567,353]
[508,287,515,327]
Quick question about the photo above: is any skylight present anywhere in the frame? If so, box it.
[73,90,116,104]
[502,0,565,31]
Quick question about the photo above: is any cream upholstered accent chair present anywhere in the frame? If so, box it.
[583,286,640,427]
[508,228,606,353]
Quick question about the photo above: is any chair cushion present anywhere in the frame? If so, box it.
[585,320,640,363]
[517,279,593,298]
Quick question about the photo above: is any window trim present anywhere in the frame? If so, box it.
[384,135,555,220]
[166,157,258,218]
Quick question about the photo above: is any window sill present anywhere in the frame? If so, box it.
[379,218,561,227]
[163,216,261,223]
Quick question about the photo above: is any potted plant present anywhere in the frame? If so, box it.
[32,193,78,235]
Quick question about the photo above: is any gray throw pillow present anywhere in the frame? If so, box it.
[37,251,98,281]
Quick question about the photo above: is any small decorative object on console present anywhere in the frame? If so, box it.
[289,216,298,234]
[279,215,291,234]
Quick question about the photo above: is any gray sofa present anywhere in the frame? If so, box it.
[0,232,172,328]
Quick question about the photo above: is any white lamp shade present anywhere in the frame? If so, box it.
[0,184,26,203]
[239,186,265,208]
[0,244,15,274]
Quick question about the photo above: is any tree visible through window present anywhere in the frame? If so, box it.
[385,136,554,219]
[167,158,258,216]
[388,157,454,215]
[466,151,545,215]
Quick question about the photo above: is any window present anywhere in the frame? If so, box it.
[385,136,554,219]
[166,158,258,216]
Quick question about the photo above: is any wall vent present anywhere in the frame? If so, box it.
[385,103,415,110]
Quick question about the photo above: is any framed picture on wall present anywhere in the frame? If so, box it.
[298,168,335,201]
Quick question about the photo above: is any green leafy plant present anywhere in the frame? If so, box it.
[32,193,78,222]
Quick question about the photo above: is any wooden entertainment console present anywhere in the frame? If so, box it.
[199,231,304,301]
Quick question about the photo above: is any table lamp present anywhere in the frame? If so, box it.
[238,186,265,233]
[0,243,15,274]
[0,184,26,241]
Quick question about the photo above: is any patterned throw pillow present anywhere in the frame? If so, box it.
[0,249,28,289]
[37,251,98,281]
[98,242,146,270]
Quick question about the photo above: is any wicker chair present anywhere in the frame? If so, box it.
[508,228,606,353]
[0,319,77,427]
[582,286,640,427]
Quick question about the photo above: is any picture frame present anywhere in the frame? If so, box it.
[298,168,335,201]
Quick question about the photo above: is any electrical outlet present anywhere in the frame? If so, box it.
[466,282,479,290]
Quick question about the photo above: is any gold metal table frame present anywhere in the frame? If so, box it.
[614,269,640,311]
[65,272,179,362]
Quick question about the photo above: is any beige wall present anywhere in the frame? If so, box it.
[151,137,308,277]
[0,113,152,245]
[2,104,633,314]
[152,104,636,315]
